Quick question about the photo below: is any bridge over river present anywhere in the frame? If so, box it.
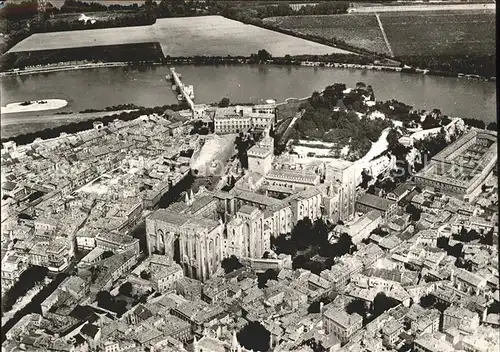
[166,68,195,113]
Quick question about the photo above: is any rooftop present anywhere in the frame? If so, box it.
[238,205,260,217]
[266,169,319,185]
[230,188,282,207]
[356,193,396,212]
[149,209,220,233]
[195,336,226,352]
[455,268,485,287]
[414,333,455,352]
[390,183,414,197]
[247,146,272,158]
[323,307,362,328]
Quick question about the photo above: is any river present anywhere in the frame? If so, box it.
[1,64,496,125]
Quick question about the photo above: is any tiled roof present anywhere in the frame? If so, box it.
[356,193,396,212]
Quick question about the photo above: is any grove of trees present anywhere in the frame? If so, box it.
[118,282,133,296]
[293,84,391,161]
[257,269,278,289]
[218,97,230,108]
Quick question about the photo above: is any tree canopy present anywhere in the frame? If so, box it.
[346,298,369,325]
[373,292,399,317]
[294,84,391,161]
[237,321,271,352]
[218,97,230,108]
[257,269,278,289]
[119,282,133,296]
[96,290,128,317]
[140,270,151,280]
[221,255,243,274]
[272,218,355,275]
[405,204,422,222]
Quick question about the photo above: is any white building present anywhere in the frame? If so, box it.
[248,128,274,176]
[214,104,275,134]
[323,307,363,343]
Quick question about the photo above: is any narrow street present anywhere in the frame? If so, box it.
[1,272,69,342]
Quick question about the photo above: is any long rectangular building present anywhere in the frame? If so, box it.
[213,104,275,134]
[414,129,497,202]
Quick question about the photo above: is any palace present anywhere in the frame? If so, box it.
[145,127,359,282]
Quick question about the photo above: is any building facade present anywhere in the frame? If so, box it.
[224,205,270,259]
[248,128,275,176]
[146,210,224,282]
[214,104,275,134]
[325,160,357,222]
[323,307,363,343]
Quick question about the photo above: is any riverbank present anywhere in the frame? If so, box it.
[2,65,495,128]
[1,59,495,82]
[1,104,185,144]
[1,99,68,114]
[0,109,138,140]
[0,61,129,77]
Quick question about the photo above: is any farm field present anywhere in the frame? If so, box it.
[8,25,156,53]
[379,11,495,57]
[264,10,494,57]
[349,3,495,13]
[152,16,351,56]
[264,14,390,55]
[8,15,352,57]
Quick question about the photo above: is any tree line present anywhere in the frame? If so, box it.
[397,54,496,80]
[229,1,349,19]
[2,48,378,71]
[1,42,164,70]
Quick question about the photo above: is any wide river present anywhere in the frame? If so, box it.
[1,64,496,123]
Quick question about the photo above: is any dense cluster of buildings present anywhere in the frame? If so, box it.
[1,115,195,293]
[1,101,498,352]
